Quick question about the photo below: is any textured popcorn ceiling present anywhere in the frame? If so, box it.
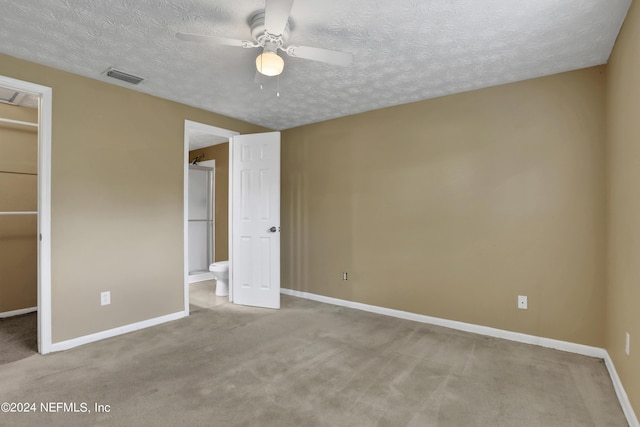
[0,0,631,130]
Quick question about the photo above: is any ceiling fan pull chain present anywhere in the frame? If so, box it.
[277,75,280,97]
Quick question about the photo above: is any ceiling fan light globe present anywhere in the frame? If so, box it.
[256,51,284,76]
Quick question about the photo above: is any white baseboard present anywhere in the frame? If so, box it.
[0,306,37,318]
[189,272,215,283]
[605,352,640,427]
[50,311,186,352]
[281,289,604,357]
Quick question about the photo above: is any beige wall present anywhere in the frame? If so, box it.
[283,66,607,347]
[606,0,640,417]
[0,103,38,313]
[0,53,266,342]
[189,143,229,262]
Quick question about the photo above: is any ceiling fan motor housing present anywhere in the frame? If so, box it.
[250,11,291,46]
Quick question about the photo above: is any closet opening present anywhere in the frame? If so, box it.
[0,76,52,356]
[0,85,39,362]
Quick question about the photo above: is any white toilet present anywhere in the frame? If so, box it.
[209,261,230,297]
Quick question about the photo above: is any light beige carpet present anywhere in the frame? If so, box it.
[0,295,628,426]
[0,311,37,365]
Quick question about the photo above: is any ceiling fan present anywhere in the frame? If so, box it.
[176,0,353,77]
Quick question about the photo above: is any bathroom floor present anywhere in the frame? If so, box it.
[189,279,228,311]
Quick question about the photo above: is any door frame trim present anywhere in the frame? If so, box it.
[0,75,53,354]
[183,120,238,315]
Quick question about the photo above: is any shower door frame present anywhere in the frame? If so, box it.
[188,163,215,282]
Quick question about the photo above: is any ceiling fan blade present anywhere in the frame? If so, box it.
[285,45,353,66]
[176,32,255,48]
[264,0,295,36]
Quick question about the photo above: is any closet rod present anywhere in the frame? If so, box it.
[0,117,38,128]
[0,211,37,216]
[0,170,37,176]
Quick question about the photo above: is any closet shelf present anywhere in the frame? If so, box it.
[0,211,37,216]
[0,170,37,176]
[0,117,38,128]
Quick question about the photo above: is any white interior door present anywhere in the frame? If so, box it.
[231,132,280,309]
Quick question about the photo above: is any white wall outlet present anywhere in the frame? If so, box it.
[625,332,630,356]
[101,291,111,306]
[518,295,528,310]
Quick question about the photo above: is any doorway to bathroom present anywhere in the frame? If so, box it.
[184,121,237,314]
[183,120,282,314]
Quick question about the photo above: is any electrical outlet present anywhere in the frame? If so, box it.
[518,295,528,310]
[625,332,630,356]
[342,272,348,281]
[101,291,111,306]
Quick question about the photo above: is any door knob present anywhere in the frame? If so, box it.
[269,226,277,233]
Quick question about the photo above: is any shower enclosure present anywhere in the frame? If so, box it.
[188,164,214,283]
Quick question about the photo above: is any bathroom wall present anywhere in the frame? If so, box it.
[605,0,640,417]
[0,102,38,313]
[190,142,229,262]
[0,53,267,342]
[282,66,607,348]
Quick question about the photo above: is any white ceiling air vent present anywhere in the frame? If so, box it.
[0,86,38,108]
[105,67,144,85]
[0,87,26,105]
